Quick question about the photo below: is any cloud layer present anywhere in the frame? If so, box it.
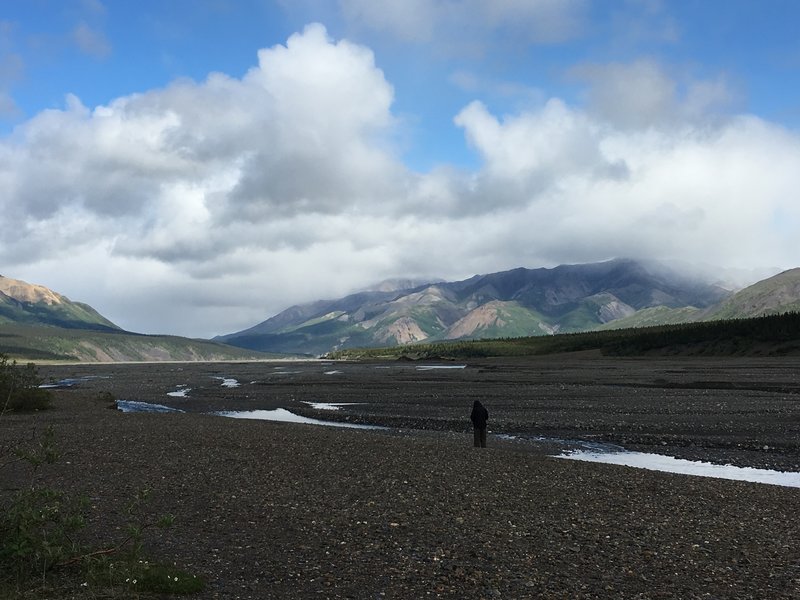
[2,24,799,336]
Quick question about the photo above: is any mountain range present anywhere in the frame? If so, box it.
[4,259,800,361]
[216,258,800,356]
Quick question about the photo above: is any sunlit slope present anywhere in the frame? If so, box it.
[0,275,279,362]
[707,268,800,320]
[0,274,119,331]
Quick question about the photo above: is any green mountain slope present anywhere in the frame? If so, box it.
[707,268,800,320]
[0,275,119,330]
[597,306,705,330]
[0,324,277,362]
[0,274,279,362]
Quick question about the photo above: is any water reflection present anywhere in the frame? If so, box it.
[558,450,800,488]
[212,376,240,388]
[117,400,185,414]
[167,385,190,397]
[301,401,362,411]
[216,408,385,430]
[40,375,111,389]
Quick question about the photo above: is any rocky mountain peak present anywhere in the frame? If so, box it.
[0,275,64,305]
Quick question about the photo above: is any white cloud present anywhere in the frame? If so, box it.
[0,24,411,336]
[2,28,800,338]
[455,98,619,184]
[452,98,800,271]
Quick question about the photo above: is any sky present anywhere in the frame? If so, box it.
[2,0,800,338]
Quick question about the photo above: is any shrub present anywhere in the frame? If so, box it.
[95,390,116,408]
[1,426,204,595]
[0,354,52,412]
[0,426,85,585]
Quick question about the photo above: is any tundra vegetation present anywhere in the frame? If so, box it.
[0,354,203,597]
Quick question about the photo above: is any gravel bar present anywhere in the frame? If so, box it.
[3,357,799,598]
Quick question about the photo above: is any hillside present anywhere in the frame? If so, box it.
[0,275,277,362]
[0,324,277,362]
[218,258,732,355]
[706,268,800,320]
[0,274,120,331]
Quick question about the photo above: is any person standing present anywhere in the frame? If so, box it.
[470,400,489,448]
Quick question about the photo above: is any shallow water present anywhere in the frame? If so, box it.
[40,375,111,389]
[558,450,800,488]
[167,385,190,397]
[115,399,799,488]
[415,365,467,370]
[301,401,362,411]
[117,400,185,413]
[216,408,385,430]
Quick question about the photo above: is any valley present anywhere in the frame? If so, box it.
[38,354,800,471]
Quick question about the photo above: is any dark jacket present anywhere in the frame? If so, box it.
[470,401,488,430]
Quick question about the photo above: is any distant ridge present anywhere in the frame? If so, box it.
[217,258,740,356]
[0,274,274,362]
[0,274,120,331]
[707,268,800,320]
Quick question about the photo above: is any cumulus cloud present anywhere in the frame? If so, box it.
[0,24,414,334]
[1,24,401,260]
[455,98,624,189]
[452,98,800,271]
[2,25,800,337]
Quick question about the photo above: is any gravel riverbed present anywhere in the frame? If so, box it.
[2,356,799,598]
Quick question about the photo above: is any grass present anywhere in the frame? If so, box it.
[1,357,205,597]
[87,559,204,596]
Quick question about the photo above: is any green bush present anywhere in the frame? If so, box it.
[1,426,204,595]
[94,390,116,409]
[0,426,84,585]
[0,355,203,595]
[0,353,52,412]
